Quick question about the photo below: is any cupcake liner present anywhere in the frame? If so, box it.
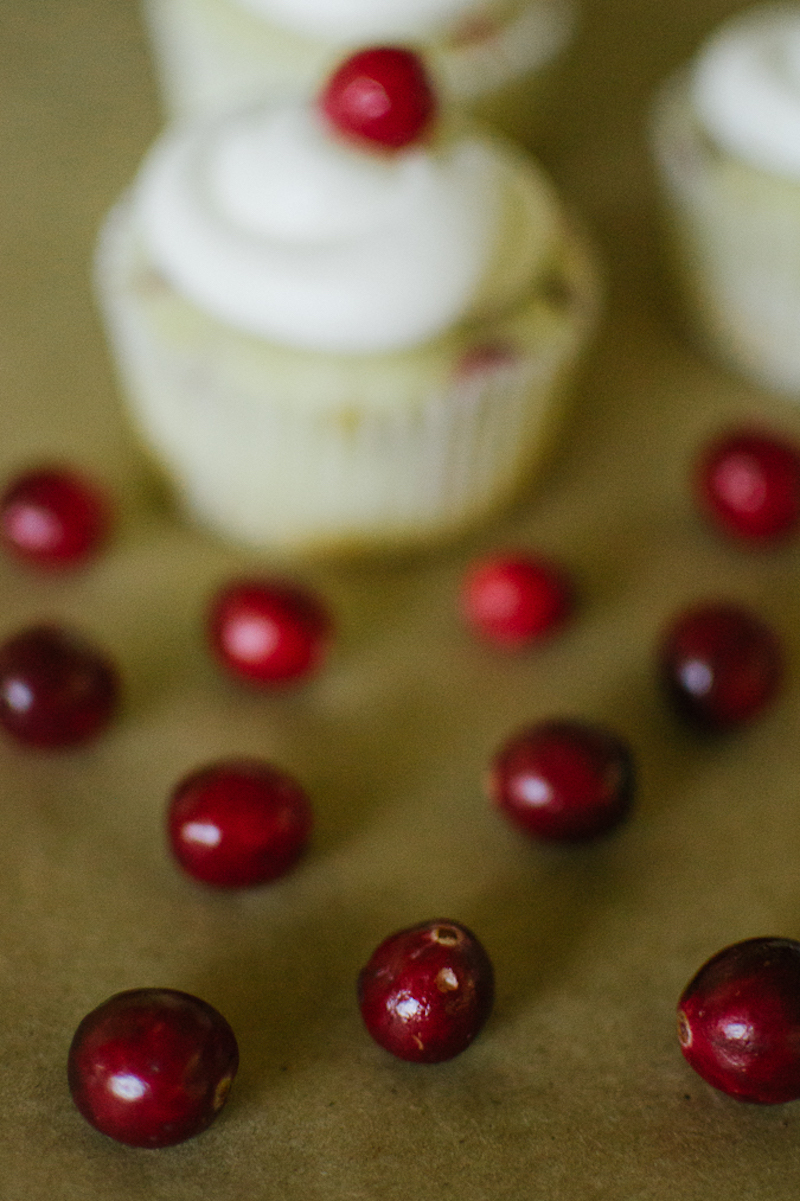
[96,198,598,555]
[141,0,576,135]
[652,71,800,396]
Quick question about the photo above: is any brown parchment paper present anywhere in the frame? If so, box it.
[3,1,800,1197]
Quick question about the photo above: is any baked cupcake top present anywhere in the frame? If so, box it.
[133,47,562,353]
[691,4,800,179]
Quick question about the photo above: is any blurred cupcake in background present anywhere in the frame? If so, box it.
[96,48,598,555]
[141,0,577,142]
[652,4,800,396]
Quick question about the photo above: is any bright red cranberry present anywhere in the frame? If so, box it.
[67,988,239,1147]
[0,624,119,748]
[168,758,312,888]
[461,552,573,649]
[488,719,634,842]
[696,429,800,543]
[678,938,800,1104]
[358,919,494,1063]
[659,602,783,731]
[320,47,437,152]
[208,579,332,686]
[0,466,108,568]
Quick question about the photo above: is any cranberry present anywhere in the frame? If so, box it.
[168,758,313,888]
[357,919,494,1063]
[208,579,332,686]
[0,465,108,568]
[320,47,437,152]
[0,624,119,748]
[696,429,800,542]
[68,988,239,1147]
[455,342,518,381]
[488,719,634,842]
[659,602,783,731]
[449,13,500,46]
[461,552,573,649]
[678,937,800,1104]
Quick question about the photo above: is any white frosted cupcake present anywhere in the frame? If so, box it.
[141,0,576,140]
[96,48,598,555]
[652,4,800,396]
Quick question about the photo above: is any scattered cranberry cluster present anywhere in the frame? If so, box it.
[1,422,799,1146]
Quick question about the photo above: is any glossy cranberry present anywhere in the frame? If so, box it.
[0,624,118,748]
[696,429,800,542]
[168,758,313,888]
[320,47,437,152]
[659,602,783,731]
[461,552,573,649]
[678,938,800,1104]
[0,466,108,568]
[208,579,332,686]
[358,919,494,1063]
[68,988,239,1147]
[488,719,634,842]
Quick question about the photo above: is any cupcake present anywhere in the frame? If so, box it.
[96,47,598,555]
[141,0,576,140]
[652,4,800,396]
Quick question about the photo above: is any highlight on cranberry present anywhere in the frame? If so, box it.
[0,464,109,569]
[168,758,313,888]
[658,601,783,731]
[0,623,119,748]
[678,937,800,1104]
[358,919,494,1063]
[488,718,634,842]
[208,578,333,686]
[319,46,437,151]
[460,551,573,649]
[695,428,800,543]
[67,988,239,1147]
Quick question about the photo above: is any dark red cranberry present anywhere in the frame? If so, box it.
[488,719,634,842]
[449,12,501,46]
[0,624,119,748]
[208,579,332,686]
[696,429,800,542]
[168,758,313,888]
[358,918,494,1063]
[67,988,239,1147]
[659,602,783,731]
[678,937,800,1104]
[461,552,573,649]
[0,466,108,568]
[320,47,437,152]
[455,342,518,381]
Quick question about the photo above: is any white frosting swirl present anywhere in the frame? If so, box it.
[135,102,557,353]
[691,5,800,179]
[231,0,494,43]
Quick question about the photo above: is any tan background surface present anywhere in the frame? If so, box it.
[2,0,800,1197]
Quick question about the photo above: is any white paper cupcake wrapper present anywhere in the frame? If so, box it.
[141,0,576,126]
[96,199,597,554]
[652,71,800,396]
